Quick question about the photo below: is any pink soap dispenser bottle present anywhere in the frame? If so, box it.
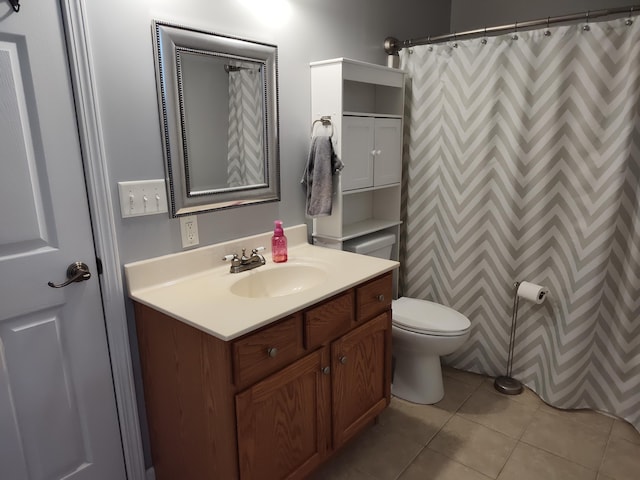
[271,220,288,263]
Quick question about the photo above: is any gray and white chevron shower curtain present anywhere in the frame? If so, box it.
[400,16,640,430]
[227,68,264,187]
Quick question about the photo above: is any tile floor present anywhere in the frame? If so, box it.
[312,367,640,480]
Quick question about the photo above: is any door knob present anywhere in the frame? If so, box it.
[48,262,92,288]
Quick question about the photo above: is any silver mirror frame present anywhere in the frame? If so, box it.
[152,21,280,217]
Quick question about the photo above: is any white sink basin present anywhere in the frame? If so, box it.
[230,263,328,298]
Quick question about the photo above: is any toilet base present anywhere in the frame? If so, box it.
[391,352,444,404]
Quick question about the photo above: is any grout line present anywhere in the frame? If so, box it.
[518,436,602,474]
[392,443,428,480]
[597,432,612,477]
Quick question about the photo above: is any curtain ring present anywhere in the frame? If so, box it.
[583,11,591,31]
[452,32,458,48]
[544,16,552,36]
[626,7,634,26]
[481,27,488,45]
[512,21,518,40]
[427,35,433,51]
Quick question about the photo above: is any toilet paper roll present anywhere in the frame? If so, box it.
[517,281,549,304]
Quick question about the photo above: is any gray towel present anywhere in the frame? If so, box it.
[301,136,343,217]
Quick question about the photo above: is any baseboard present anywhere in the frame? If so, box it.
[145,467,156,480]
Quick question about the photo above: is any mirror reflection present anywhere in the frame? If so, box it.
[178,54,266,194]
[153,21,280,216]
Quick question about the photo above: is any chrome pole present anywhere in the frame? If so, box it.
[494,281,524,395]
[385,4,639,53]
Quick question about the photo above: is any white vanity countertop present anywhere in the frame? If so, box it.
[124,225,398,341]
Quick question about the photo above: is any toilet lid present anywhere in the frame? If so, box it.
[392,297,471,336]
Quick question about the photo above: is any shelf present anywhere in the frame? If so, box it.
[342,183,400,196]
[314,219,401,242]
[343,112,403,119]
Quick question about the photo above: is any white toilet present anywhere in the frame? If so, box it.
[343,232,471,404]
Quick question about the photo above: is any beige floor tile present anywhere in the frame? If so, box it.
[521,409,608,470]
[537,403,614,435]
[599,436,640,480]
[433,375,479,413]
[610,419,640,445]
[497,442,596,480]
[458,388,539,439]
[398,448,492,480]
[310,461,376,480]
[310,435,379,480]
[341,425,424,480]
[443,366,486,388]
[428,414,516,478]
[377,396,452,445]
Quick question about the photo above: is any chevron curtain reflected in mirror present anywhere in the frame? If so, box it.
[227,68,265,187]
[400,16,639,430]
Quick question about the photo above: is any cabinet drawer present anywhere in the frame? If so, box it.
[304,290,354,349]
[356,273,392,322]
[232,314,304,389]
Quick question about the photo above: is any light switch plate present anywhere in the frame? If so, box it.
[118,179,168,218]
[180,216,199,248]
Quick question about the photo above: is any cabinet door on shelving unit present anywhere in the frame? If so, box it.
[341,116,374,191]
[331,312,391,448]
[373,118,402,186]
[236,349,331,480]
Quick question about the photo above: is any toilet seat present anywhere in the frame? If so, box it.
[392,297,470,337]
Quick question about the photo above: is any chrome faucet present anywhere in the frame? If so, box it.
[223,247,266,273]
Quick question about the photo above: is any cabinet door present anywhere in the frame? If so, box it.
[373,118,402,186]
[331,312,391,448]
[341,116,374,190]
[236,349,331,480]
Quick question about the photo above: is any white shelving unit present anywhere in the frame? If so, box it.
[310,58,405,263]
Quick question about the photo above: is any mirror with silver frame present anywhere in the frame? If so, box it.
[152,21,280,217]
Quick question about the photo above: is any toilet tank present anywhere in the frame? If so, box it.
[343,232,396,260]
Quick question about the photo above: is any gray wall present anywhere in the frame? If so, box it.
[451,0,631,31]
[83,0,450,266]
[82,0,450,468]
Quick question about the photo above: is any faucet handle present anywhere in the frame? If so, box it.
[252,246,265,255]
[222,254,238,262]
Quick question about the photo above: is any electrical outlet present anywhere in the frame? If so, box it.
[180,216,199,248]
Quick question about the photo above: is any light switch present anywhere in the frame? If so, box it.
[118,180,168,218]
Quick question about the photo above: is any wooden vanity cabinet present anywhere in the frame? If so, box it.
[135,272,392,480]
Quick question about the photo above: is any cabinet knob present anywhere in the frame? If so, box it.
[322,366,331,375]
[339,356,348,365]
[267,347,278,358]
[376,294,385,302]
[371,150,377,156]
[376,150,382,155]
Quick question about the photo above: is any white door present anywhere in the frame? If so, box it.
[0,2,126,480]
[341,116,374,191]
[372,118,402,187]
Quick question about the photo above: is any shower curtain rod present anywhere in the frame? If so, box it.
[384,4,640,54]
